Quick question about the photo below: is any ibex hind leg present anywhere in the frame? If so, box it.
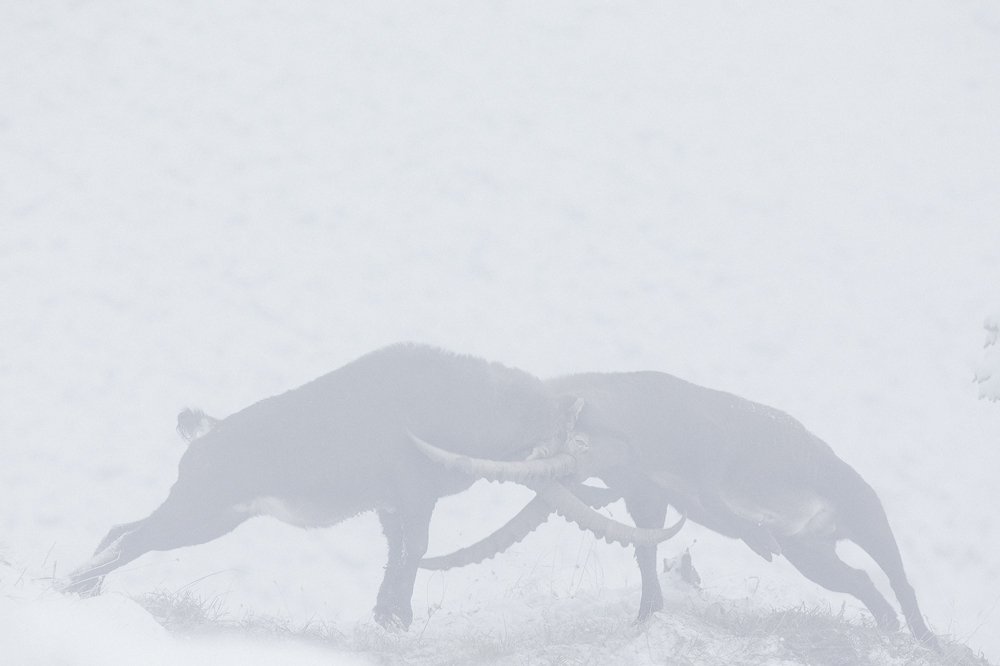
[374,497,436,631]
[777,534,900,631]
[65,518,149,595]
[65,500,248,596]
[846,510,938,647]
[92,519,147,557]
[624,494,669,623]
[836,476,938,647]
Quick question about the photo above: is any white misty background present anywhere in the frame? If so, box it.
[1,2,998,664]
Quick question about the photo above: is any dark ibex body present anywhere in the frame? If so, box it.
[66,345,671,629]
[66,345,571,628]
[419,371,936,645]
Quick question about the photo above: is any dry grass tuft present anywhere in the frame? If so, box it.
[135,588,993,666]
[704,604,991,666]
[137,588,347,646]
[139,589,229,633]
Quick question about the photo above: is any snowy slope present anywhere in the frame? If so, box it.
[1,562,368,666]
[2,1,999,663]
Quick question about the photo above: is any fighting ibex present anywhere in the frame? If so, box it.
[416,371,937,646]
[64,345,680,629]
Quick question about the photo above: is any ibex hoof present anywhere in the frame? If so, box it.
[920,633,941,652]
[373,607,411,632]
[63,576,104,597]
[635,598,663,625]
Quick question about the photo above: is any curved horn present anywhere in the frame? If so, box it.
[535,481,686,548]
[420,483,622,570]
[421,494,553,570]
[409,432,576,483]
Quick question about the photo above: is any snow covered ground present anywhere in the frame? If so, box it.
[2,1,998,663]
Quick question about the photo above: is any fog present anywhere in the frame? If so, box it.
[2,2,998,664]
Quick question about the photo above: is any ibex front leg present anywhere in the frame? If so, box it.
[374,495,436,630]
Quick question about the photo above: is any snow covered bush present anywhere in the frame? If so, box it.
[975,314,1000,401]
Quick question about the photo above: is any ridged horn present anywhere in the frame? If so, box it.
[535,481,686,547]
[421,494,553,570]
[420,484,622,570]
[409,432,576,483]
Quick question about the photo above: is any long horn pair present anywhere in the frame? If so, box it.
[409,433,686,548]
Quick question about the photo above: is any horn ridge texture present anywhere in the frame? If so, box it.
[420,494,554,570]
[418,483,623,571]
[535,481,686,547]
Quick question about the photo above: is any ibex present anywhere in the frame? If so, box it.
[64,345,681,629]
[415,371,937,646]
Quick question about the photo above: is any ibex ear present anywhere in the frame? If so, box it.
[566,398,585,430]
